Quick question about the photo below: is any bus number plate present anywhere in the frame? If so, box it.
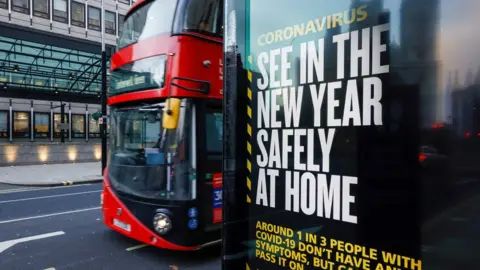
[113,218,131,232]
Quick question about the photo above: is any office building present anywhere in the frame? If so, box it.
[0,0,133,165]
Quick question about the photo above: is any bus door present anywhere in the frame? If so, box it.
[196,101,223,232]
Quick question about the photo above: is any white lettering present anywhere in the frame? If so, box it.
[256,129,269,167]
[269,49,281,88]
[282,86,303,128]
[280,46,293,87]
[350,28,371,77]
[372,23,390,75]
[332,32,349,80]
[363,77,383,126]
[327,81,342,127]
[257,52,269,90]
[257,91,270,128]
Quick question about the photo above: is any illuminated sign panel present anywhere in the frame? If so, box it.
[223,0,480,269]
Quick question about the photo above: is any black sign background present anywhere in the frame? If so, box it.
[223,0,480,269]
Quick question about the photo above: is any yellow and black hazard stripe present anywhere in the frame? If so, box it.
[62,181,74,186]
[246,55,253,204]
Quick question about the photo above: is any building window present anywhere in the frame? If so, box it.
[0,111,8,138]
[0,0,8,10]
[13,112,30,138]
[71,1,85,28]
[118,14,125,37]
[34,113,49,138]
[53,0,68,23]
[33,0,49,19]
[105,11,116,35]
[89,116,100,138]
[72,114,85,138]
[12,0,29,14]
[119,0,130,5]
[88,6,101,31]
[53,113,69,138]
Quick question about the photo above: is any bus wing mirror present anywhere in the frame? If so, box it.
[162,98,181,129]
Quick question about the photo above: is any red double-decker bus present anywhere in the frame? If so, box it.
[101,0,223,251]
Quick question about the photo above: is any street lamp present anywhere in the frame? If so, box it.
[100,0,108,175]
[52,103,67,143]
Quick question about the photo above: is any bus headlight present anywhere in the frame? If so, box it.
[153,213,172,235]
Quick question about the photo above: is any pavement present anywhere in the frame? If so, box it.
[0,162,103,187]
[0,183,221,270]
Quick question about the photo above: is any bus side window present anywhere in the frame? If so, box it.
[184,0,222,34]
[205,111,222,158]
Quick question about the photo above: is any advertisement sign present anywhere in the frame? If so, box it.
[223,0,480,269]
[213,173,223,224]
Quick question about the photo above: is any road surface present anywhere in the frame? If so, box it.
[1,181,479,270]
[0,183,221,270]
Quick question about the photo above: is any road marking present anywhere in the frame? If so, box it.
[0,187,38,194]
[0,190,102,204]
[0,231,65,254]
[0,183,97,194]
[0,207,101,225]
[126,244,148,251]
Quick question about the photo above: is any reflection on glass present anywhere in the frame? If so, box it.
[206,112,222,152]
[183,0,222,36]
[0,0,7,9]
[53,0,67,23]
[13,112,29,137]
[234,0,480,269]
[0,111,7,138]
[0,36,102,94]
[34,113,49,138]
[33,0,49,19]
[72,114,85,138]
[120,117,160,148]
[89,117,100,138]
[88,6,101,31]
[53,113,69,138]
[108,100,193,200]
[118,14,125,37]
[105,11,116,35]
[117,0,177,49]
[71,1,85,27]
[12,0,29,14]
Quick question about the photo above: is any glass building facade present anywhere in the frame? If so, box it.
[0,0,131,165]
[0,36,107,96]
